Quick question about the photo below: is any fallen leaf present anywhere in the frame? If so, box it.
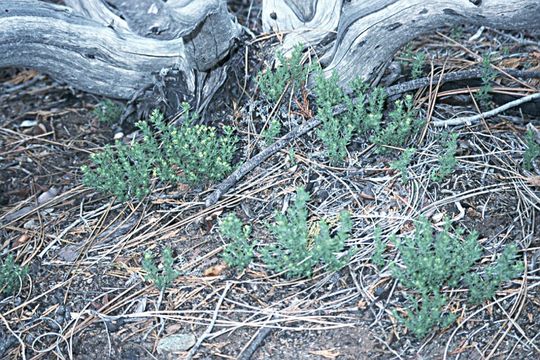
[527,176,540,187]
[14,234,30,247]
[357,300,367,310]
[203,263,227,277]
[308,349,340,359]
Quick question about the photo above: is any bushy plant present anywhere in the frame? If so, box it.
[396,291,456,339]
[93,99,123,124]
[363,87,386,134]
[154,105,237,185]
[261,119,282,145]
[0,254,28,296]
[314,71,355,164]
[523,129,540,171]
[410,52,426,80]
[392,217,522,338]
[465,244,522,304]
[261,188,354,278]
[82,106,237,201]
[371,95,423,153]
[220,213,255,270]
[476,54,496,108]
[431,133,458,183]
[390,148,416,184]
[142,247,179,291]
[257,45,309,102]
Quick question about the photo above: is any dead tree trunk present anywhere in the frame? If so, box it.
[1,0,539,104]
[0,0,240,103]
[264,0,540,86]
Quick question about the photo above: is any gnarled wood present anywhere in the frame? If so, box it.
[0,0,240,101]
[263,0,540,86]
[262,0,342,52]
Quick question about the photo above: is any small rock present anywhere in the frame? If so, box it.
[58,245,80,262]
[157,333,197,354]
[114,132,124,140]
[20,120,38,128]
[23,219,37,230]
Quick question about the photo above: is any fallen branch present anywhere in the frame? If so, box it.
[237,327,273,360]
[185,282,231,360]
[432,92,540,127]
[205,69,540,206]
[205,117,323,207]
[385,68,540,97]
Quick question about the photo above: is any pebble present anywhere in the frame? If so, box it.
[157,333,197,354]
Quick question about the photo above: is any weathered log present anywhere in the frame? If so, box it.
[0,0,240,100]
[263,0,540,87]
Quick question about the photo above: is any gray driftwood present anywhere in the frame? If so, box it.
[1,0,539,104]
[263,0,540,87]
[0,0,240,101]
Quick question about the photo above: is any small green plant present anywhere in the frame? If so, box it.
[314,70,355,164]
[82,106,237,201]
[288,146,297,166]
[93,99,123,124]
[371,226,386,268]
[82,140,155,201]
[523,129,540,171]
[257,45,309,102]
[372,95,423,154]
[220,213,255,270]
[0,254,28,296]
[390,148,416,184]
[391,217,522,338]
[392,218,481,337]
[142,247,179,291]
[155,105,237,185]
[397,291,456,339]
[410,52,426,80]
[450,26,464,40]
[261,119,282,145]
[261,188,354,278]
[431,133,458,183]
[476,54,496,108]
[349,78,385,134]
[465,244,523,304]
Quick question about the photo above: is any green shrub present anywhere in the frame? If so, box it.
[261,119,282,145]
[93,99,123,124]
[0,254,28,296]
[82,140,155,201]
[220,213,255,270]
[257,45,309,102]
[363,87,386,134]
[154,105,237,185]
[142,247,179,291]
[476,54,496,108]
[391,218,480,337]
[396,291,456,339]
[523,129,540,171]
[314,71,355,164]
[431,133,458,183]
[390,148,416,184]
[82,106,237,201]
[261,188,354,278]
[372,95,423,154]
[391,217,522,338]
[465,244,522,304]
[410,52,426,80]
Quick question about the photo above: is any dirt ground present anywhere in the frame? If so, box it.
[1,3,540,360]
